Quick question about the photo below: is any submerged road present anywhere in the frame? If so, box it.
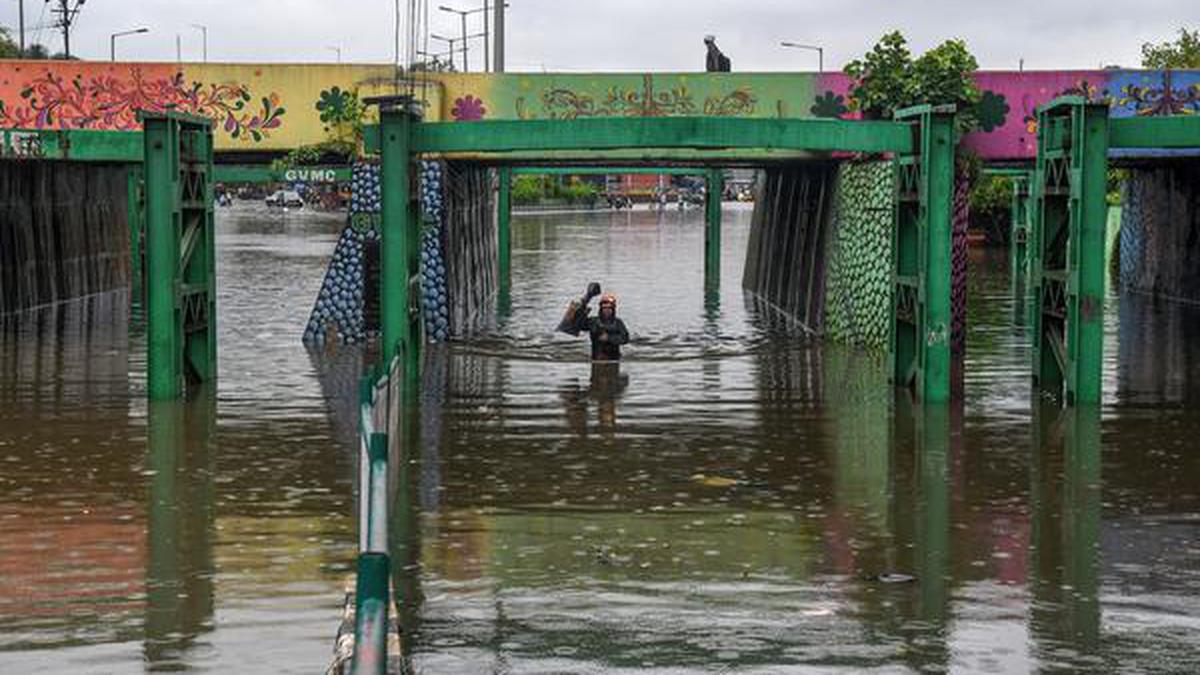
[0,203,1198,672]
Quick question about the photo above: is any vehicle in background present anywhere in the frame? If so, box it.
[266,189,305,208]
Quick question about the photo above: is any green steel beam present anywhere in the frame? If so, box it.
[1,127,143,162]
[212,164,351,184]
[705,167,723,292]
[379,106,419,368]
[982,167,1034,177]
[142,111,217,400]
[1108,116,1200,149]
[891,105,956,403]
[407,117,915,155]
[1030,97,1110,405]
[497,167,512,297]
[1010,174,1031,323]
[511,166,708,176]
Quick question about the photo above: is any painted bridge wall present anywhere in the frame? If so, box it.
[1,62,1197,159]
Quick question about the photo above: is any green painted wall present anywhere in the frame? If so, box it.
[822,160,895,350]
[434,73,818,122]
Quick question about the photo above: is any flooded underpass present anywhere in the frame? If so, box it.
[401,205,1200,673]
[2,203,1199,673]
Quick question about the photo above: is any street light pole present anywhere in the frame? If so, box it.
[18,0,25,56]
[430,34,458,71]
[482,0,489,72]
[326,46,342,63]
[190,24,207,62]
[438,7,471,72]
[110,27,149,61]
[493,0,504,72]
[780,41,824,73]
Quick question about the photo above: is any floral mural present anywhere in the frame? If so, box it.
[451,95,487,121]
[810,91,849,119]
[0,67,287,143]
[512,74,756,120]
[974,90,1009,133]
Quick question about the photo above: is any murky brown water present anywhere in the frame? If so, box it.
[2,203,1199,673]
[399,205,1200,674]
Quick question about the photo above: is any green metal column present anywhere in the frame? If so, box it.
[379,103,418,368]
[497,166,512,293]
[705,167,723,292]
[1030,97,1110,405]
[127,164,145,311]
[142,111,216,400]
[1010,174,1030,313]
[915,403,951,667]
[891,105,956,403]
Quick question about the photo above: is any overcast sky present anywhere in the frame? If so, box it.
[2,1,1196,71]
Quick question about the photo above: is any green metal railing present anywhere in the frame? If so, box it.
[349,352,402,674]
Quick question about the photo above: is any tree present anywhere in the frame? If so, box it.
[911,39,981,130]
[845,32,981,133]
[1141,28,1200,69]
[844,31,915,120]
[25,44,50,59]
[0,26,19,58]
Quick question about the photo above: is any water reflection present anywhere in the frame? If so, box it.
[1,204,359,671]
[144,395,216,669]
[400,210,1200,673]
[559,364,630,435]
[1029,404,1102,670]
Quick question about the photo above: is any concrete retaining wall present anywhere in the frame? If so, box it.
[1119,163,1200,303]
[742,164,836,330]
[0,161,130,314]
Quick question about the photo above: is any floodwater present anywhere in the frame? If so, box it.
[0,205,361,672]
[0,203,1198,673]
[400,205,1200,674]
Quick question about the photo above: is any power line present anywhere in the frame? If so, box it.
[47,0,86,59]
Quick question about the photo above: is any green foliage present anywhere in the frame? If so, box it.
[970,174,1012,214]
[844,31,915,120]
[1141,28,1200,69]
[510,175,599,205]
[844,32,982,134]
[512,175,543,204]
[912,39,981,130]
[270,140,354,172]
[1107,168,1128,206]
[0,27,19,58]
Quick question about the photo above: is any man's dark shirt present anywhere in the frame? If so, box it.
[573,311,630,361]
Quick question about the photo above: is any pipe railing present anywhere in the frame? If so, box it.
[349,347,405,674]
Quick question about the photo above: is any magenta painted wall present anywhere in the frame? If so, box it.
[815,69,1200,161]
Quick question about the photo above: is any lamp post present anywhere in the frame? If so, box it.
[437,6,471,72]
[438,4,508,72]
[780,41,824,73]
[110,27,149,61]
[326,46,342,63]
[430,33,459,71]
[190,24,207,62]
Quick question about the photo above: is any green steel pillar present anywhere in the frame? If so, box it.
[1030,98,1110,405]
[142,111,216,400]
[497,166,512,296]
[705,167,723,292]
[379,102,419,368]
[127,164,146,311]
[891,105,956,403]
[1010,173,1030,319]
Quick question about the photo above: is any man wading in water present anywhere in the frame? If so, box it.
[559,282,630,361]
